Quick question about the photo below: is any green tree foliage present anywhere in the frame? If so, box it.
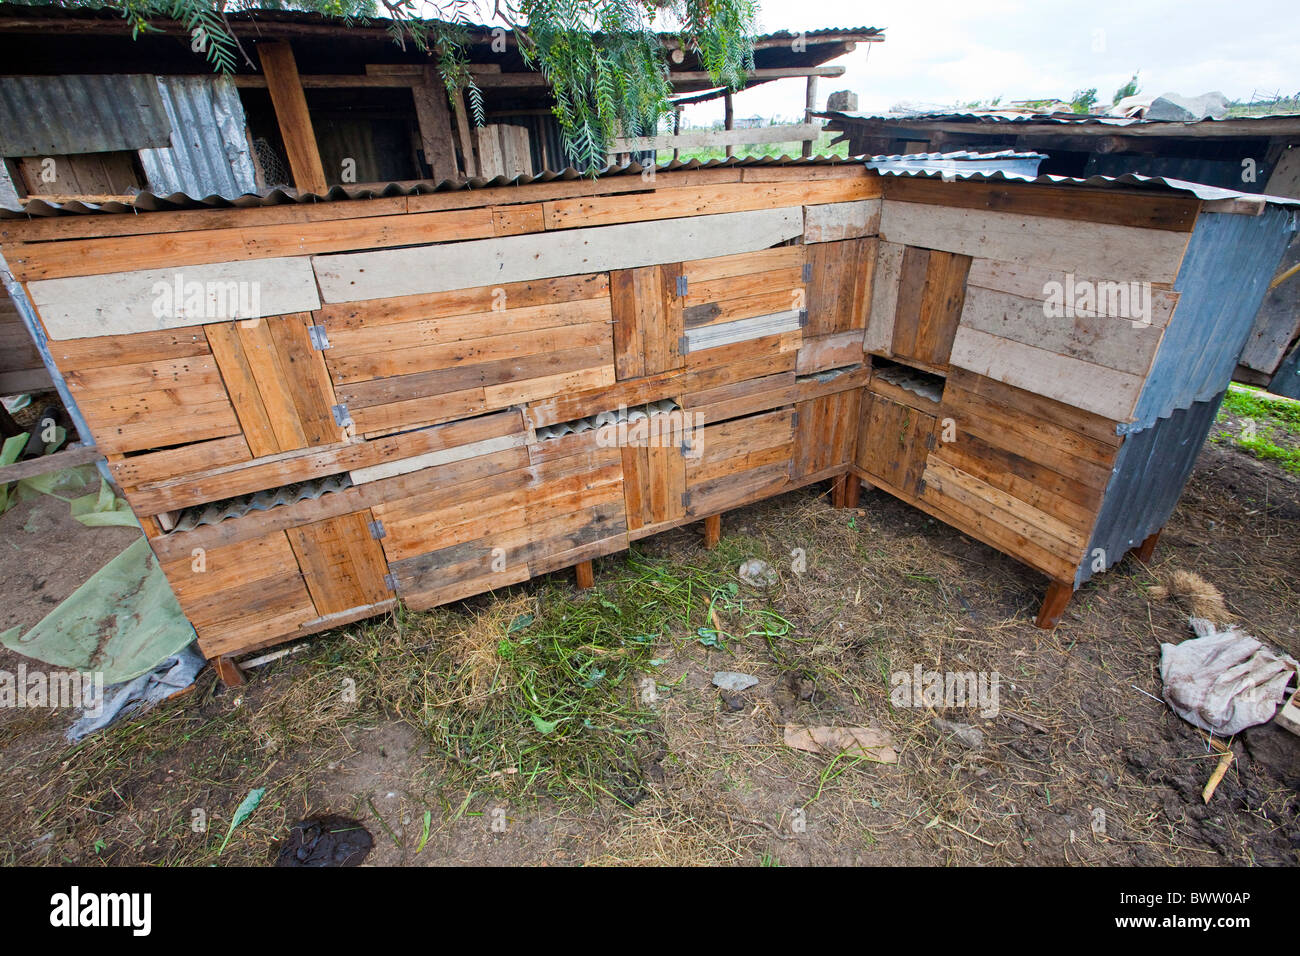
[16,0,759,171]
[1112,70,1140,105]
[1069,87,1098,114]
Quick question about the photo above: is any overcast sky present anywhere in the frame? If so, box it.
[682,0,1300,124]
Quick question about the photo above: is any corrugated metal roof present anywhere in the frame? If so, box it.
[5,156,1299,219]
[859,165,1300,205]
[865,149,1046,178]
[138,76,258,201]
[819,108,1300,127]
[0,74,172,157]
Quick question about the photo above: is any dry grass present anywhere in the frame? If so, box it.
[1148,570,1232,625]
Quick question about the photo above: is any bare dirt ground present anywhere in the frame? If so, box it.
[1,437,1297,867]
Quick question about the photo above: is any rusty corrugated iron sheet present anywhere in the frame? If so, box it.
[0,73,172,157]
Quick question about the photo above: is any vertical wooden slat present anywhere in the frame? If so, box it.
[258,41,328,195]
[451,86,478,178]
[412,70,460,182]
[267,313,343,446]
[891,246,931,359]
[913,250,971,367]
[205,322,279,457]
[288,511,391,616]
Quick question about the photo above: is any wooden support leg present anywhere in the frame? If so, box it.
[574,559,595,590]
[841,474,861,509]
[213,655,245,688]
[1035,580,1074,630]
[1133,529,1161,564]
[830,474,847,508]
[703,514,721,550]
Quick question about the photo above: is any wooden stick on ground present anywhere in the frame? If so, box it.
[1202,736,1234,803]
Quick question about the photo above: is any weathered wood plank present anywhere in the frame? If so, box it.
[879,201,1190,284]
[949,326,1145,422]
[313,208,804,304]
[803,199,881,243]
[31,257,321,339]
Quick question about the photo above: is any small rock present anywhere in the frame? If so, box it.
[738,559,778,588]
[933,717,984,749]
[713,671,759,692]
[720,692,746,711]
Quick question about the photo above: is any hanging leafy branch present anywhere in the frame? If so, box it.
[14,0,760,170]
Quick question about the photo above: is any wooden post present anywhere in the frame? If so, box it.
[703,514,721,550]
[451,85,478,178]
[802,75,819,158]
[1035,580,1073,629]
[830,474,848,508]
[574,560,595,589]
[1134,529,1162,563]
[842,474,860,509]
[672,107,682,162]
[412,68,460,182]
[258,41,329,195]
[213,655,246,688]
[724,92,735,158]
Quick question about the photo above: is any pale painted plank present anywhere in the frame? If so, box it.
[350,433,526,485]
[966,258,1179,329]
[879,201,1189,284]
[31,257,321,340]
[959,286,1165,377]
[684,309,803,352]
[803,200,881,243]
[312,208,803,304]
[949,325,1143,422]
[864,240,903,353]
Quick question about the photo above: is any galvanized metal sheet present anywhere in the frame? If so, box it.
[139,76,258,200]
[1129,204,1299,430]
[0,74,171,157]
[1076,394,1225,588]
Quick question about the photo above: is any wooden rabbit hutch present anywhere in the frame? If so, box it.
[1,159,1295,672]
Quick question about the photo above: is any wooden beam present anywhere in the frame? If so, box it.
[469,65,846,89]
[803,76,819,158]
[724,92,735,159]
[574,560,595,589]
[609,122,822,153]
[1035,580,1073,629]
[450,85,478,178]
[1133,529,1161,563]
[0,443,102,484]
[213,655,246,688]
[257,41,329,195]
[703,514,721,549]
[412,70,460,183]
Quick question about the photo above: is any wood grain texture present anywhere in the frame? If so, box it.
[312,208,803,303]
[31,257,321,339]
[879,201,1190,285]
